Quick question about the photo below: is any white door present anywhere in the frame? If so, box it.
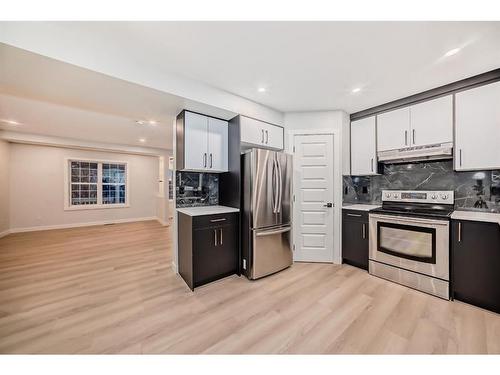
[350,116,379,175]
[410,95,453,146]
[455,81,500,171]
[184,111,208,170]
[293,134,334,263]
[376,107,411,151]
[207,117,228,172]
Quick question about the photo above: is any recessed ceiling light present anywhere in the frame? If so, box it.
[1,119,20,125]
[444,48,461,57]
[351,87,362,94]
[136,120,146,125]
[148,120,158,125]
[257,87,266,93]
[139,138,146,143]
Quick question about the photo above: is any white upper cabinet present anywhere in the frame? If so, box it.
[351,116,379,175]
[183,111,209,171]
[455,81,500,171]
[240,116,283,150]
[178,111,228,173]
[376,107,410,151]
[207,117,229,172]
[376,96,453,152]
[410,95,453,146]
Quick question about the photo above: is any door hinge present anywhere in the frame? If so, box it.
[293,145,295,153]
[242,259,247,270]
[293,195,295,202]
[293,244,295,251]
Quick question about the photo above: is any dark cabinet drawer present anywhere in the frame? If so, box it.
[193,212,238,229]
[342,209,369,270]
[342,209,369,223]
[452,219,500,314]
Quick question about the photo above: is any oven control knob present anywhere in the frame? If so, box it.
[393,193,399,199]
[441,194,448,200]
[385,193,391,198]
[431,194,437,199]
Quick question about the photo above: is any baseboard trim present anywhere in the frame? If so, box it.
[171,260,178,274]
[0,229,11,239]
[9,217,159,234]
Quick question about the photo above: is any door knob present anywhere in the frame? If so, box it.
[324,203,333,208]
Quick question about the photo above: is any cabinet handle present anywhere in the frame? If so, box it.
[459,149,462,167]
[405,130,408,146]
[219,228,223,245]
[412,129,416,144]
[261,129,265,143]
[371,158,374,172]
[214,229,218,246]
[362,223,366,239]
[210,218,226,222]
[347,213,362,217]
[210,153,213,168]
[203,153,207,168]
[458,222,462,243]
[266,130,269,144]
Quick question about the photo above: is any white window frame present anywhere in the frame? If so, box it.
[64,158,130,211]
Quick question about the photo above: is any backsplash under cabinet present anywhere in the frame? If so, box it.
[343,160,500,213]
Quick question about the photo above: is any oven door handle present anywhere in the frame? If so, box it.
[369,214,449,226]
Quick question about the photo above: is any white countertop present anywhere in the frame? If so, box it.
[177,205,240,216]
[342,204,381,212]
[451,210,500,226]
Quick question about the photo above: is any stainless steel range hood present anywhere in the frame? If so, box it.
[377,142,453,164]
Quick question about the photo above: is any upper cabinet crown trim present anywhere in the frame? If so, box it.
[350,68,500,121]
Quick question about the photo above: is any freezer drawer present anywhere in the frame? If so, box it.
[250,225,293,279]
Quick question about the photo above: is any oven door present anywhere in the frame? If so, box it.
[369,213,449,280]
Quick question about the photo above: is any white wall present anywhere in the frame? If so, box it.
[0,139,10,236]
[9,143,160,231]
[284,111,350,264]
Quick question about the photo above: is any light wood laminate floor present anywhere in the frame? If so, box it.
[0,220,499,354]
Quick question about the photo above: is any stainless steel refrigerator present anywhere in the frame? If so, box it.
[241,148,293,279]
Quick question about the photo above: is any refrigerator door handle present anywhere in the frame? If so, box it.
[277,158,283,213]
[272,156,279,214]
[255,226,292,236]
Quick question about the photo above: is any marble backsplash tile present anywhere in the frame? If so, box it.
[343,160,500,213]
[176,171,219,207]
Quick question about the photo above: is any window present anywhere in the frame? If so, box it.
[67,160,128,209]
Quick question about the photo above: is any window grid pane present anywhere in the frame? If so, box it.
[69,161,126,206]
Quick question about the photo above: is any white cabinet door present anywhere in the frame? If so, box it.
[265,123,284,150]
[455,81,500,171]
[184,111,208,170]
[376,107,410,151]
[410,95,453,146]
[240,116,265,145]
[240,116,283,150]
[207,117,228,172]
[351,116,379,175]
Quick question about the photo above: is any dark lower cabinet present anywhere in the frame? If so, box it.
[452,219,500,314]
[178,211,239,290]
[342,209,369,270]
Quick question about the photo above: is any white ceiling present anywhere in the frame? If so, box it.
[5,21,498,113]
[1,22,499,149]
[0,43,237,150]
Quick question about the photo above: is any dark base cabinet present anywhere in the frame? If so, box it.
[342,209,369,270]
[451,219,500,314]
[178,211,239,290]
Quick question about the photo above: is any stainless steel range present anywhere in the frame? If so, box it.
[369,190,454,299]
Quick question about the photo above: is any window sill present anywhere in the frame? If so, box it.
[64,204,130,211]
